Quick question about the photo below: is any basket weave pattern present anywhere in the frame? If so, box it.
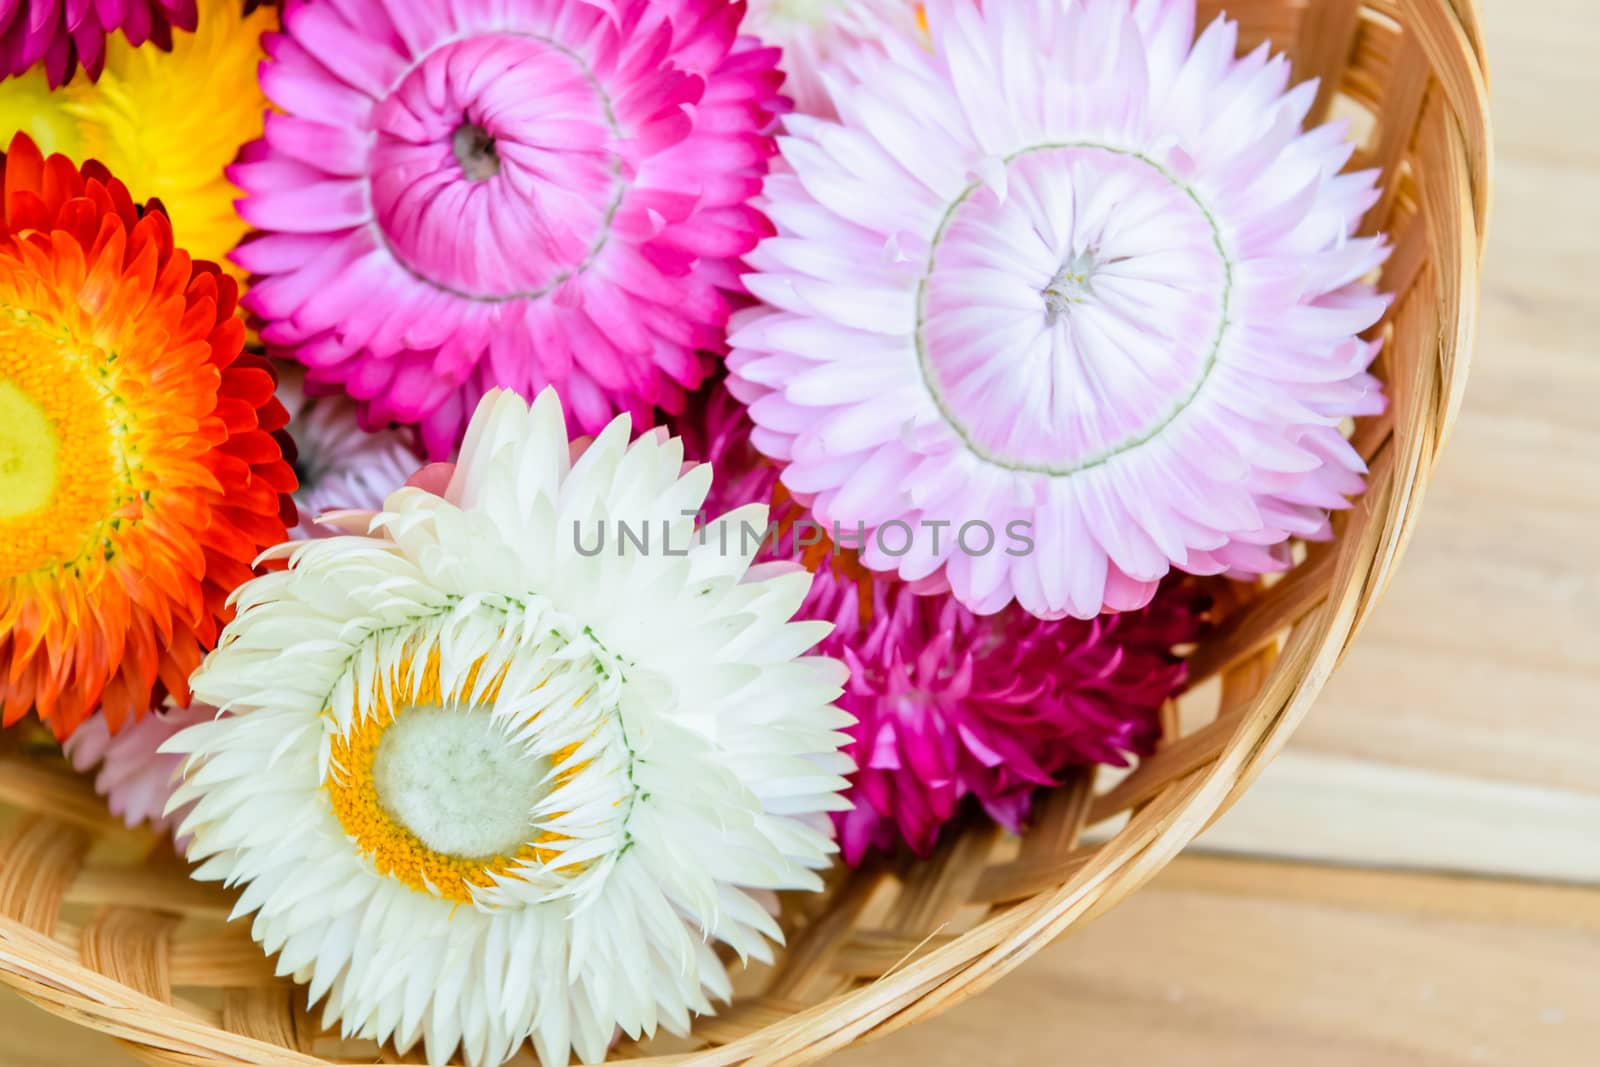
[0,1,1490,1063]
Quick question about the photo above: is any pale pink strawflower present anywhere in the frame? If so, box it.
[676,382,1207,862]
[743,0,923,117]
[730,0,1389,619]
[275,363,420,538]
[65,701,213,843]
[234,0,785,459]
[0,0,195,85]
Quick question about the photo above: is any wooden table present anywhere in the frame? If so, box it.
[5,0,1597,1062]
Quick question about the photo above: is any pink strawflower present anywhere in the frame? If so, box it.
[0,0,196,86]
[743,0,923,117]
[276,363,420,538]
[64,701,213,843]
[234,0,785,459]
[729,0,1389,619]
[676,382,1206,863]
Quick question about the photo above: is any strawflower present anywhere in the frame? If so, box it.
[0,0,196,86]
[276,363,419,537]
[730,0,1388,618]
[0,134,296,739]
[234,0,785,458]
[167,388,852,1066]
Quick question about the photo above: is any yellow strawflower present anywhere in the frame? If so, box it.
[0,69,82,159]
[0,0,274,277]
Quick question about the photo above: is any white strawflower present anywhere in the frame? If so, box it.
[167,388,853,1067]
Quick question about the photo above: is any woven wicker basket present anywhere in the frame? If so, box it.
[0,0,1490,1063]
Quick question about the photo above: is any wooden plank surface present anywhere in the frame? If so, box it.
[1280,0,1600,801]
[834,859,1600,1067]
[1194,752,1600,882]
[3,0,1597,1063]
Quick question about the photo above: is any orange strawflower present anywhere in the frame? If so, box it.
[0,134,297,740]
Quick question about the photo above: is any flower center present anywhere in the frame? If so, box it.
[0,381,60,518]
[323,624,629,907]
[374,705,550,859]
[0,311,121,577]
[915,144,1233,475]
[369,34,625,302]
[451,123,501,182]
[1040,248,1099,325]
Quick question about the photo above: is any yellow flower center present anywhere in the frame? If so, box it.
[0,311,121,578]
[325,645,582,905]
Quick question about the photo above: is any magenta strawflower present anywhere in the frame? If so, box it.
[233,0,785,459]
[0,0,195,85]
[676,382,1206,862]
[276,364,420,538]
[65,701,213,841]
[822,577,1203,862]
[729,0,1389,619]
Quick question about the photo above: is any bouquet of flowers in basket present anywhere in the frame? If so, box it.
[0,0,1386,1062]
